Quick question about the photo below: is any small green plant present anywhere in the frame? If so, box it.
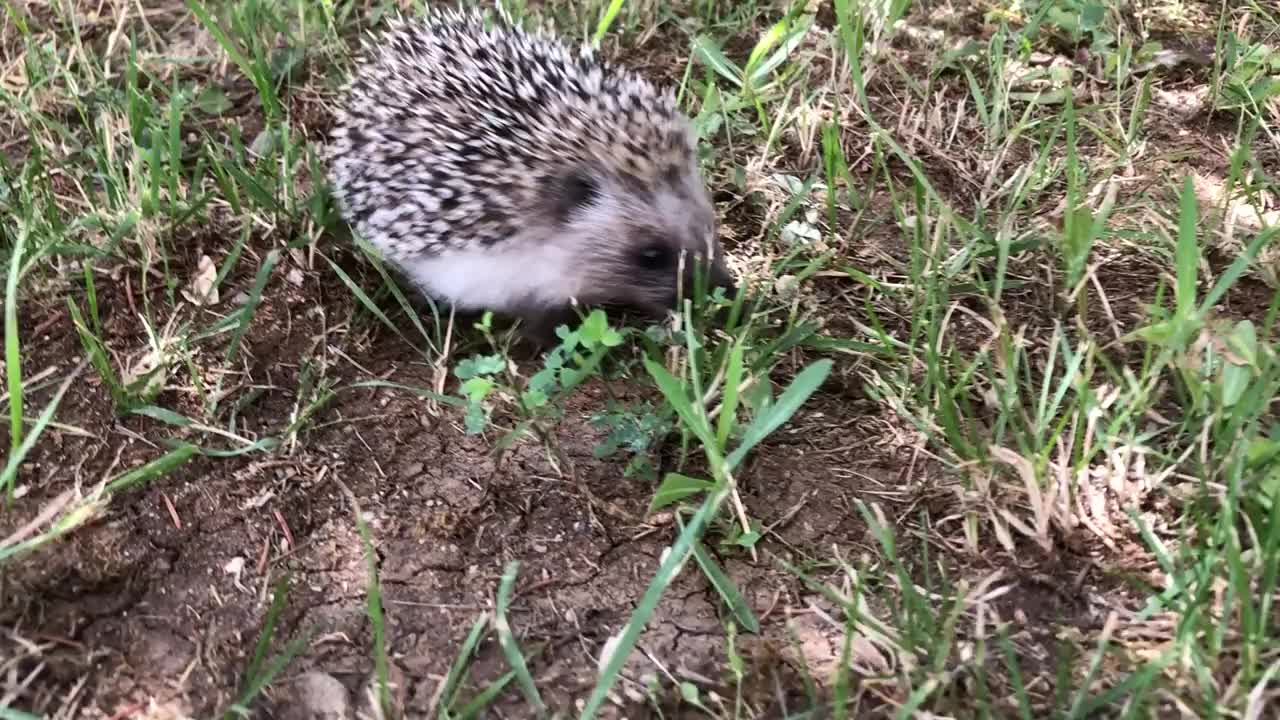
[220,575,313,720]
[999,0,1117,54]
[1215,37,1280,117]
[583,306,833,716]
[453,308,624,442]
[589,399,673,481]
[690,3,816,139]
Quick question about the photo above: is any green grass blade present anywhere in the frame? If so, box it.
[1201,226,1278,311]
[643,356,717,452]
[453,670,518,719]
[436,612,492,716]
[725,358,832,471]
[223,249,279,363]
[1174,175,1200,319]
[592,0,626,46]
[104,444,200,495]
[233,574,294,709]
[692,36,744,87]
[0,440,199,565]
[222,631,313,718]
[581,486,729,719]
[648,472,716,514]
[353,497,392,717]
[343,379,465,407]
[324,254,436,360]
[0,360,85,497]
[715,339,745,450]
[494,561,545,716]
[690,539,760,633]
[5,224,26,469]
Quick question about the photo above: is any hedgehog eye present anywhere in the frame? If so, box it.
[553,170,600,221]
[635,245,674,271]
[564,172,598,206]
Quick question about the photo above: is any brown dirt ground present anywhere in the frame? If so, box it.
[0,173,1119,719]
[0,189,1155,720]
[0,262,930,718]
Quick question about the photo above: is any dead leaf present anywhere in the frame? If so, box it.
[182,254,220,306]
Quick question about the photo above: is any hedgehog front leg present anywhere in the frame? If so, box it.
[513,304,582,350]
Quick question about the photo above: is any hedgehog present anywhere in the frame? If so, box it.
[325,7,736,344]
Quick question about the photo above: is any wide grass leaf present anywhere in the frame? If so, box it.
[691,539,761,633]
[1175,174,1199,319]
[582,488,728,719]
[725,359,833,471]
[643,356,717,451]
[495,561,545,716]
[648,472,715,514]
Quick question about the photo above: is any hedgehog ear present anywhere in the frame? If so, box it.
[547,169,600,224]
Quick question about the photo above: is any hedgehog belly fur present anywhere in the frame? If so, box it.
[400,243,585,316]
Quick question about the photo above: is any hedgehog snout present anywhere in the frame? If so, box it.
[706,259,736,298]
[671,250,735,307]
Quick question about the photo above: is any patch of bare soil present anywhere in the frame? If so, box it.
[0,229,1117,719]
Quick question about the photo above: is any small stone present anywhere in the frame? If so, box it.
[135,628,194,677]
[275,671,352,720]
[773,275,799,296]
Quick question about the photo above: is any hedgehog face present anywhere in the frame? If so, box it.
[543,162,735,318]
